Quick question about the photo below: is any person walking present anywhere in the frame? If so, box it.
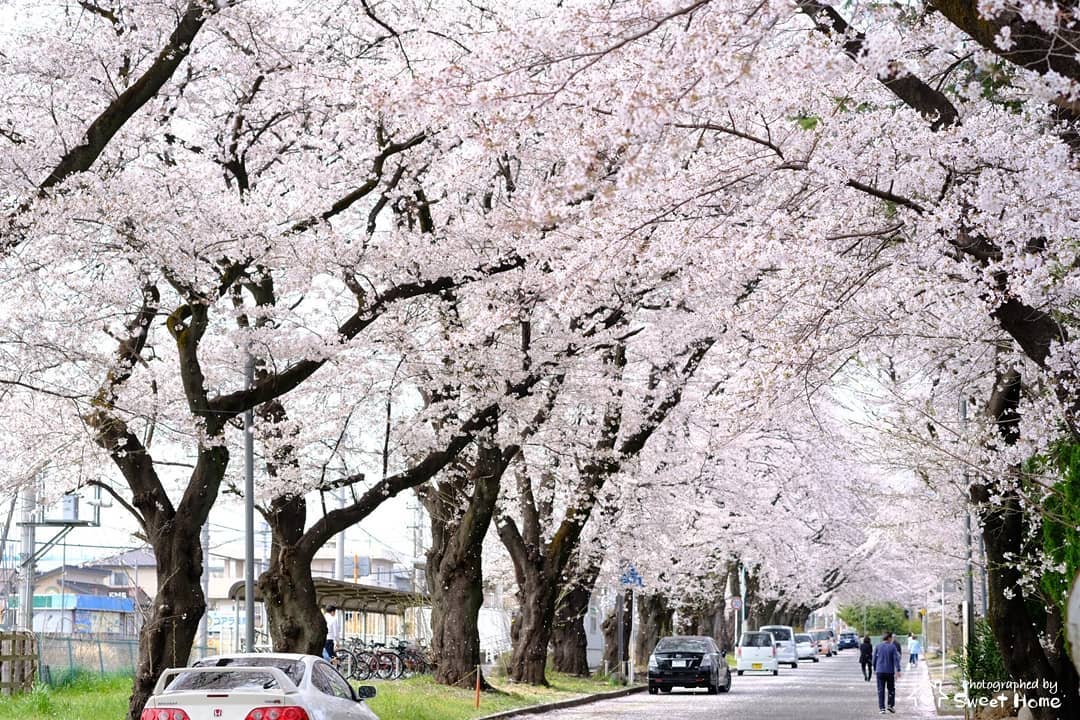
[859,635,873,681]
[873,631,903,714]
[323,604,340,661]
[907,634,921,667]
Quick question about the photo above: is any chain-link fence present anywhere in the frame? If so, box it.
[35,633,211,685]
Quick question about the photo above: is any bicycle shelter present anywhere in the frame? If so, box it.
[227,578,429,649]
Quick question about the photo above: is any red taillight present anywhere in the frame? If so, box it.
[735,647,741,657]
[245,708,311,720]
[771,645,776,657]
[140,710,191,720]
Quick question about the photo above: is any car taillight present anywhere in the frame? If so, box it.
[245,708,310,720]
[771,645,776,657]
[735,647,741,657]
[140,710,191,720]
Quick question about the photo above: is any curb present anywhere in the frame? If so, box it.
[476,684,648,719]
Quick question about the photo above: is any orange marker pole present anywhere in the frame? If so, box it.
[475,665,481,709]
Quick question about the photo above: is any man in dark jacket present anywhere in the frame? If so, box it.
[859,636,873,681]
[873,632,903,713]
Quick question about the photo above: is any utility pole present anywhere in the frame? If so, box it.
[18,483,36,631]
[409,501,423,592]
[979,536,988,616]
[334,490,345,582]
[940,579,947,682]
[243,352,256,654]
[738,563,746,642]
[198,520,210,656]
[959,397,975,655]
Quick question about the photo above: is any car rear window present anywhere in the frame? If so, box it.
[761,627,791,641]
[740,633,772,647]
[168,657,305,690]
[795,634,812,642]
[812,630,830,640]
[655,637,711,653]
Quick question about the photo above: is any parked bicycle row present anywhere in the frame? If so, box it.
[333,637,434,681]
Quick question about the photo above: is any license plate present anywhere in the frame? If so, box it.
[671,660,686,668]
[752,663,763,670]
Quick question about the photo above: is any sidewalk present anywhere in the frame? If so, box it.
[915,655,966,717]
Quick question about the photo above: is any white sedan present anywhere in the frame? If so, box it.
[141,653,379,720]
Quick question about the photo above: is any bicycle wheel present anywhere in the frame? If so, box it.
[352,651,375,681]
[333,649,355,679]
[399,651,419,679]
[375,650,401,679]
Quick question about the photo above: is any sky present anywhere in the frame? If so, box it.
[4,485,426,575]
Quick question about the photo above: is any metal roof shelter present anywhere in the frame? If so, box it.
[226,579,430,649]
[227,578,428,615]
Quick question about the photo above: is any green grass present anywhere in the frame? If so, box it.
[362,671,621,720]
[0,670,622,720]
[0,672,130,720]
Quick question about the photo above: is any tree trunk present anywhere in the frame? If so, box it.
[259,492,326,655]
[259,552,324,655]
[127,514,208,720]
[429,556,487,687]
[552,581,592,676]
[507,566,557,685]
[972,369,1080,719]
[980,490,1080,719]
[425,443,505,689]
[552,558,601,677]
[634,593,672,670]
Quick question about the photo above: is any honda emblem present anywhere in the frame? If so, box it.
[214,710,222,717]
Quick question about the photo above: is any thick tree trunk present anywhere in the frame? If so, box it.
[429,557,487,687]
[508,567,557,685]
[972,370,1080,719]
[552,558,601,677]
[127,521,207,720]
[259,552,324,655]
[980,491,1080,719]
[634,594,672,670]
[260,492,325,655]
[425,443,504,689]
[552,581,592,676]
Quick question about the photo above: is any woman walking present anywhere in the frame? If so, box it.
[859,635,873,681]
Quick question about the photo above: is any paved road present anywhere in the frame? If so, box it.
[517,653,937,720]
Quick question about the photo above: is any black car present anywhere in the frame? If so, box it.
[838,631,859,650]
[647,635,732,695]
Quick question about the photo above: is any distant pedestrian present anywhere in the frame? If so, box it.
[859,635,873,681]
[907,634,921,667]
[323,604,339,660]
[873,632,903,714]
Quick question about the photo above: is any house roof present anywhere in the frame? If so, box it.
[228,578,428,616]
[83,547,155,568]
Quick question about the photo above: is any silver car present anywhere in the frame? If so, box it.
[794,633,820,662]
[759,625,798,668]
[143,653,379,720]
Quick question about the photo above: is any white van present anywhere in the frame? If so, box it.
[735,631,779,675]
[759,625,798,668]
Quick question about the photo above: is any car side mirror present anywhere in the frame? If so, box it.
[356,685,376,700]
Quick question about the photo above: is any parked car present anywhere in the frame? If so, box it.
[647,635,732,694]
[141,653,379,720]
[735,631,779,676]
[838,631,859,650]
[810,629,835,656]
[794,633,820,662]
[759,625,798,668]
